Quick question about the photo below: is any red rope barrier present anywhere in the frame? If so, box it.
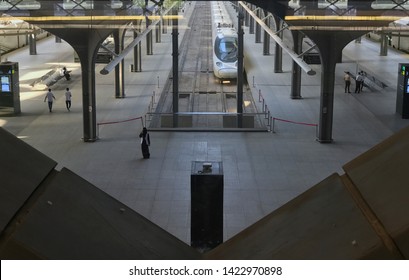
[98,116,143,126]
[273,117,318,127]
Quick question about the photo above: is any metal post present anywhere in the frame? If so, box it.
[172,6,179,127]
[237,11,244,128]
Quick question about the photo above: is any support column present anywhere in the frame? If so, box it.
[162,10,167,34]
[146,17,153,55]
[273,16,283,73]
[291,31,303,99]
[237,11,244,128]
[172,6,179,127]
[47,28,113,142]
[132,29,142,72]
[380,33,388,56]
[304,31,367,143]
[263,12,270,55]
[29,33,37,55]
[244,5,249,27]
[114,29,126,98]
[156,12,162,43]
[255,8,261,43]
[249,5,255,34]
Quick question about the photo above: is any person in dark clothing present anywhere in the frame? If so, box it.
[62,67,71,81]
[139,127,150,159]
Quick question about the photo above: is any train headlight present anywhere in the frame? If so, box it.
[216,62,223,67]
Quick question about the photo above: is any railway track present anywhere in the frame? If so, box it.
[153,1,260,129]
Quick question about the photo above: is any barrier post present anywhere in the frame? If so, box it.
[272,117,275,133]
[259,89,262,102]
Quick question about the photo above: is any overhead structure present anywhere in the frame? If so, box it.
[239,1,316,76]
[100,3,178,75]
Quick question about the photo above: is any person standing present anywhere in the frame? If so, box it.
[65,87,72,111]
[359,71,365,92]
[344,71,351,93]
[139,127,151,159]
[355,72,363,93]
[44,88,56,112]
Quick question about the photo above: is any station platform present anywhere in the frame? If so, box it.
[1,2,409,245]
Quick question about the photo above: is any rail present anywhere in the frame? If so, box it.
[144,111,268,131]
[258,88,318,138]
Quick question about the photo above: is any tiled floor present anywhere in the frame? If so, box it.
[1,2,409,244]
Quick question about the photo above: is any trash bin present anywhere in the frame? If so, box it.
[190,161,223,252]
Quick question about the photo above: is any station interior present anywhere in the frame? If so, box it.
[1,0,409,259]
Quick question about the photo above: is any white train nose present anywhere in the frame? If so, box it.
[218,69,237,79]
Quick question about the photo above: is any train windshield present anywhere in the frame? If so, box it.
[215,36,238,63]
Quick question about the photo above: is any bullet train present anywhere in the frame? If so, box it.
[211,1,238,80]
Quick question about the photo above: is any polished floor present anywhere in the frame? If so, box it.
[1,2,409,244]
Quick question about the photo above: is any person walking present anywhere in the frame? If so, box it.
[139,127,151,159]
[344,71,351,93]
[65,87,72,111]
[44,88,56,112]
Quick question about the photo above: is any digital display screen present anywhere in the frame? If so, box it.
[1,75,11,92]
[407,77,409,93]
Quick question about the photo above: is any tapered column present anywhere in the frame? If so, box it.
[46,28,113,142]
[303,31,367,143]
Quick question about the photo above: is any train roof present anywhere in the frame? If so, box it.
[216,27,237,38]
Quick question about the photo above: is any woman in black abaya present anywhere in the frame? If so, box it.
[139,127,150,159]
